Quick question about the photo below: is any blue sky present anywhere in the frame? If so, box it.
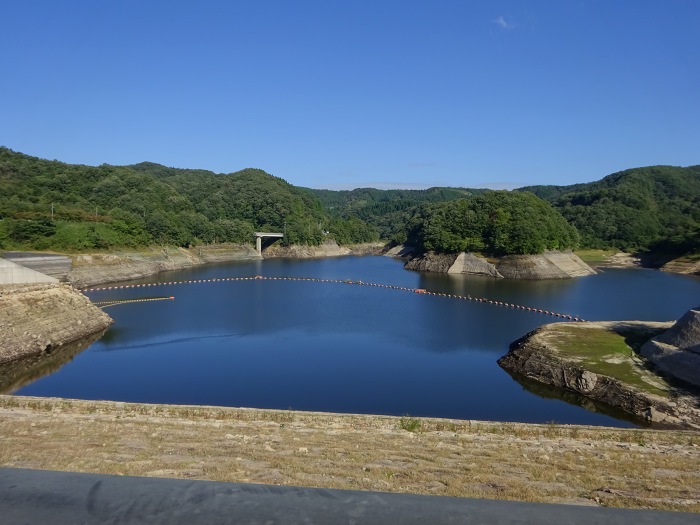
[2,1,698,190]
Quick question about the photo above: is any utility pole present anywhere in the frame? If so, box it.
[51,203,54,219]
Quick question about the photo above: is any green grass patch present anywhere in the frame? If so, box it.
[547,325,670,397]
[399,415,422,432]
[574,249,617,263]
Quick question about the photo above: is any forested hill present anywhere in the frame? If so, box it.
[518,165,700,254]
[2,147,697,258]
[0,148,377,251]
[310,186,487,241]
[403,191,579,256]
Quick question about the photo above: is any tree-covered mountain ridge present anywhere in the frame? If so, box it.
[0,147,377,250]
[312,164,700,258]
[519,165,700,255]
[1,147,698,259]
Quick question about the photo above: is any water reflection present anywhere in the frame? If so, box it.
[0,329,107,394]
[501,370,650,427]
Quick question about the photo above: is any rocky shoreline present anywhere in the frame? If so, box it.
[0,283,113,390]
[66,244,260,289]
[65,241,385,289]
[402,249,596,279]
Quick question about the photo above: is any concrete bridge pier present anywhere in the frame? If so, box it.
[254,232,284,256]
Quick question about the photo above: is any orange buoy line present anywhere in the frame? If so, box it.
[93,296,175,309]
[82,277,584,321]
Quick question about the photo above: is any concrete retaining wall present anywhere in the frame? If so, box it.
[0,258,58,285]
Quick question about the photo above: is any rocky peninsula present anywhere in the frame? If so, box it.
[498,316,700,429]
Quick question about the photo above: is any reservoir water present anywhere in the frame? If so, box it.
[13,256,700,426]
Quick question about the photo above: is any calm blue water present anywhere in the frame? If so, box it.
[14,257,700,426]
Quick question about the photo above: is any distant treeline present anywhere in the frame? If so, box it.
[1,147,698,258]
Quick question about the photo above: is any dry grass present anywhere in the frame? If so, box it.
[1,395,699,512]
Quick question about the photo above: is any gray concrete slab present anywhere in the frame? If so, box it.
[1,251,72,281]
[0,258,58,284]
[1,468,697,524]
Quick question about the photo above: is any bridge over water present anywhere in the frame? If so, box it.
[254,232,284,255]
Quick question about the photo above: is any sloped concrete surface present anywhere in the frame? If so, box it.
[1,252,71,281]
[0,258,58,285]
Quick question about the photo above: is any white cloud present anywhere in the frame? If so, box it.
[493,15,514,30]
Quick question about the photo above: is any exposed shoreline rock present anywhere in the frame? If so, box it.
[66,242,385,289]
[641,306,700,388]
[402,249,595,279]
[496,251,596,279]
[589,251,699,275]
[594,252,642,269]
[0,283,113,374]
[660,257,700,275]
[262,241,384,259]
[498,321,700,429]
[404,252,458,273]
[67,244,260,289]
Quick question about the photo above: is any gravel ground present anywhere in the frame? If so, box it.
[1,395,699,513]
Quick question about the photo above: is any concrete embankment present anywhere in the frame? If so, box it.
[0,254,70,284]
[0,283,112,375]
[67,244,260,288]
[402,249,595,279]
[498,321,700,429]
[496,251,595,279]
[67,242,384,288]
